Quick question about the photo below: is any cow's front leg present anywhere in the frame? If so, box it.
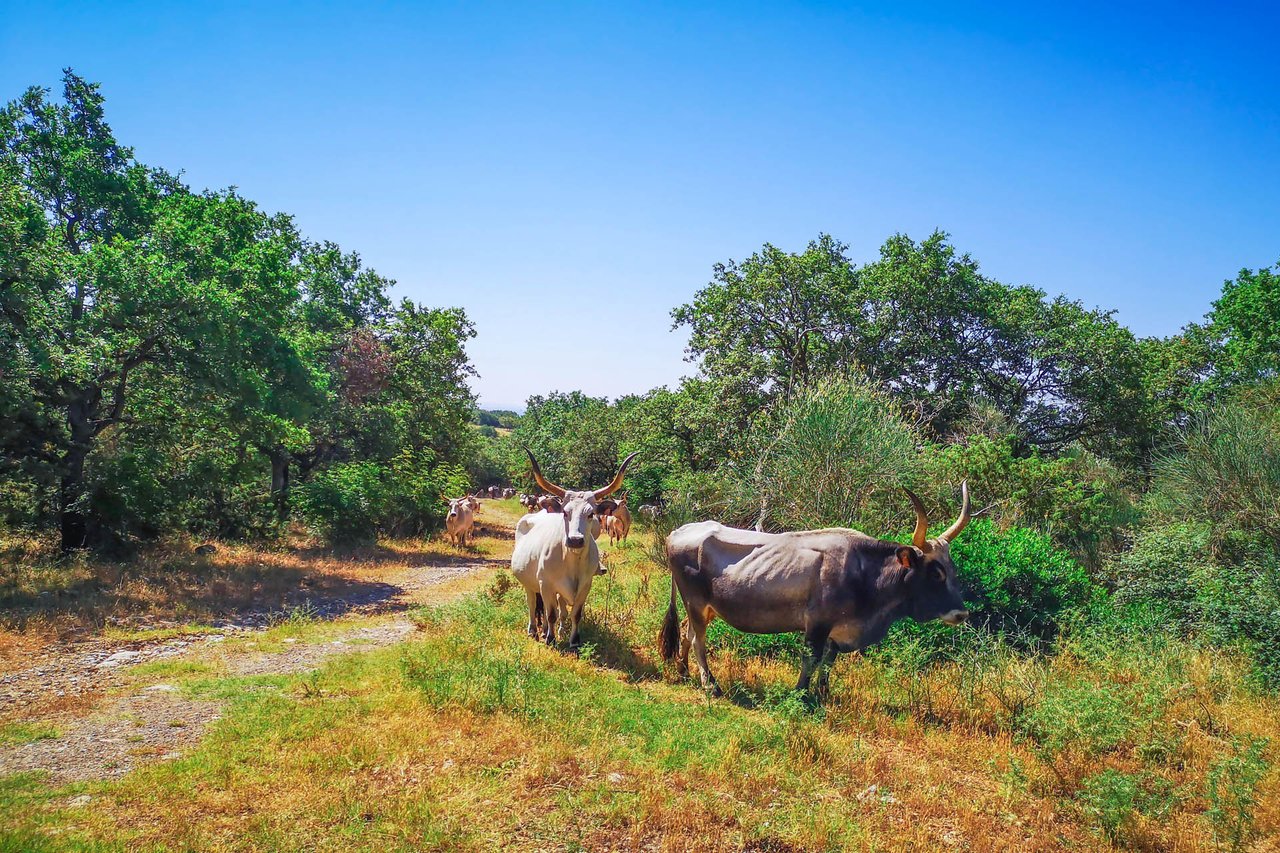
[541,592,558,646]
[566,576,593,649]
[796,627,832,695]
[814,641,840,699]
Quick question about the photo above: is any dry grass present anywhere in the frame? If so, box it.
[2,517,1279,851]
[0,501,524,672]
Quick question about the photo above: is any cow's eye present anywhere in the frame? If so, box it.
[933,566,946,582]
[586,511,595,518]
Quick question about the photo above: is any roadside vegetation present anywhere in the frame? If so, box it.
[4,72,1280,850]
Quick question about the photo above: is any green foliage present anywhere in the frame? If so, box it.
[672,230,1160,466]
[1147,387,1280,560]
[930,435,1130,564]
[296,452,469,544]
[0,71,477,548]
[1077,769,1174,843]
[295,462,388,544]
[1205,737,1270,852]
[950,520,1100,644]
[1208,262,1280,389]
[1020,678,1156,758]
[1113,509,1280,689]
[511,391,629,493]
[1109,355,1280,692]
[736,373,923,533]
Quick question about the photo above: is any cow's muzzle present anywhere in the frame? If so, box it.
[940,609,969,626]
[566,535,586,549]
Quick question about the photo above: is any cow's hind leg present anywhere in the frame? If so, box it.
[525,588,541,639]
[687,610,720,697]
[677,617,692,677]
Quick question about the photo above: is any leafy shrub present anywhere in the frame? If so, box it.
[950,520,1100,645]
[930,435,1131,565]
[1020,678,1155,758]
[1113,522,1280,688]
[1077,769,1174,843]
[295,462,387,544]
[1206,737,1270,852]
[725,373,924,532]
[1148,390,1280,562]
[296,451,468,544]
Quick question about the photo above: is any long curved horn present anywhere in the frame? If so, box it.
[523,446,566,498]
[594,451,639,500]
[904,488,930,550]
[939,480,971,544]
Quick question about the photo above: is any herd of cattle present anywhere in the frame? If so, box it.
[447,449,974,697]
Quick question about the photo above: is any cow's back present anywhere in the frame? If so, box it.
[666,521,835,633]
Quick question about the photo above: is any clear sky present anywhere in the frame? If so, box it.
[3,2,1277,410]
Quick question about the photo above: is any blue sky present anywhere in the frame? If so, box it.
[3,2,1277,409]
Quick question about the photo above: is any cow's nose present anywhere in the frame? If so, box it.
[566,535,586,549]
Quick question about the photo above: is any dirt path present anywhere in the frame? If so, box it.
[0,516,516,784]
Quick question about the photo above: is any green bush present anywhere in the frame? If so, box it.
[296,451,468,544]
[1206,737,1270,852]
[1077,769,1174,843]
[930,435,1131,566]
[950,520,1101,645]
[295,462,387,544]
[723,373,924,532]
[1020,678,1156,758]
[1112,522,1280,688]
[1148,390,1280,562]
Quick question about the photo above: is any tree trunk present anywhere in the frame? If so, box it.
[270,447,290,522]
[59,396,96,552]
[59,441,91,552]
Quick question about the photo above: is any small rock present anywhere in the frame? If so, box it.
[143,684,179,693]
[98,650,142,668]
[194,544,217,555]
[283,638,298,644]
[607,772,625,785]
[67,795,92,807]
[856,784,897,805]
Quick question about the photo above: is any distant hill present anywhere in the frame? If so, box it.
[475,409,521,429]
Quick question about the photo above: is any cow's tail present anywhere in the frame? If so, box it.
[659,570,681,662]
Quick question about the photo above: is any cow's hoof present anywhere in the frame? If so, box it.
[705,684,723,698]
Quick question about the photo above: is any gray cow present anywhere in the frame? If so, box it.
[660,484,972,697]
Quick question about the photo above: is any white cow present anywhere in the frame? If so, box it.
[444,496,477,546]
[510,448,636,648]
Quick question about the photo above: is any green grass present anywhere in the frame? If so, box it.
[0,722,60,747]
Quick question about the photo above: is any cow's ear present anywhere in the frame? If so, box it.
[545,498,563,513]
[598,499,618,515]
[896,547,921,579]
